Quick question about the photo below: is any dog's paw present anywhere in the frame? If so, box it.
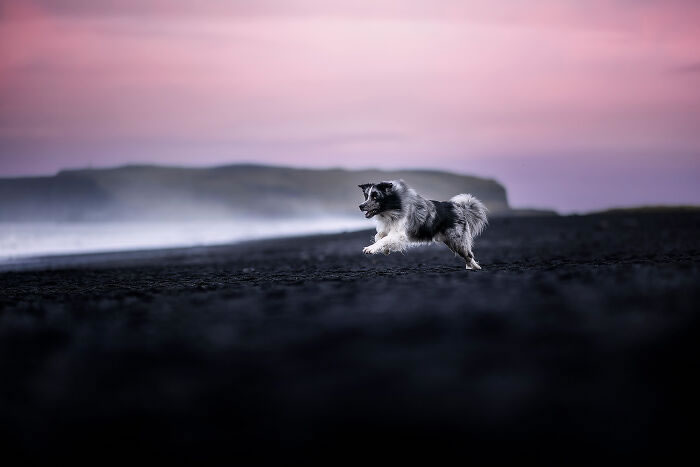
[363,244,387,255]
[466,259,481,270]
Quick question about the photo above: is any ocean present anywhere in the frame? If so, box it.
[0,218,370,262]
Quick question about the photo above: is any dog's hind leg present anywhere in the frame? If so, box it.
[465,250,481,270]
[444,239,481,270]
[443,239,468,265]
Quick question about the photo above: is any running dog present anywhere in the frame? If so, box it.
[358,180,488,269]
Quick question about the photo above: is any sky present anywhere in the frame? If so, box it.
[1,0,699,212]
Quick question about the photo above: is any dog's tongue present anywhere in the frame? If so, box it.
[364,211,373,218]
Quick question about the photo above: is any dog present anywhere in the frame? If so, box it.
[358,180,488,270]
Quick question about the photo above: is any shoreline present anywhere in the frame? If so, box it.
[0,224,373,273]
[0,209,690,273]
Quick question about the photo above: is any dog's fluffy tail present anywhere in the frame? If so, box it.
[451,194,488,238]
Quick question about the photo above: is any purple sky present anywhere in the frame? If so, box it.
[1,0,699,212]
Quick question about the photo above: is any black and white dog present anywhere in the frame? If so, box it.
[358,180,488,270]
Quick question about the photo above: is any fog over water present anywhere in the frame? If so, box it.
[0,218,370,261]
[0,165,512,263]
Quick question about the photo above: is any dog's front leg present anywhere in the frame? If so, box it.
[374,231,388,243]
[363,236,389,255]
[363,234,407,255]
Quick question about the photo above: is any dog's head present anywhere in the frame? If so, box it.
[358,181,402,218]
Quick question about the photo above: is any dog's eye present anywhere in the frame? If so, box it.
[371,193,378,200]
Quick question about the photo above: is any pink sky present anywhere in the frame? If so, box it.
[1,0,699,212]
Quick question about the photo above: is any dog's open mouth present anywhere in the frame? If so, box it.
[364,209,379,218]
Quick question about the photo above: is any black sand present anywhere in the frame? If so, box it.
[1,212,699,461]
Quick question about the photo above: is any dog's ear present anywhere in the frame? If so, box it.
[376,182,393,193]
[358,183,372,194]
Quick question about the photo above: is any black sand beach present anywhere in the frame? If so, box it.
[1,212,699,461]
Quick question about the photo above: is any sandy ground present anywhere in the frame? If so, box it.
[1,212,698,461]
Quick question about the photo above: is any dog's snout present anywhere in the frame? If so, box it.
[359,204,366,211]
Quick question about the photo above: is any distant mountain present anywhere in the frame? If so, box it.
[593,205,700,215]
[0,164,514,221]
